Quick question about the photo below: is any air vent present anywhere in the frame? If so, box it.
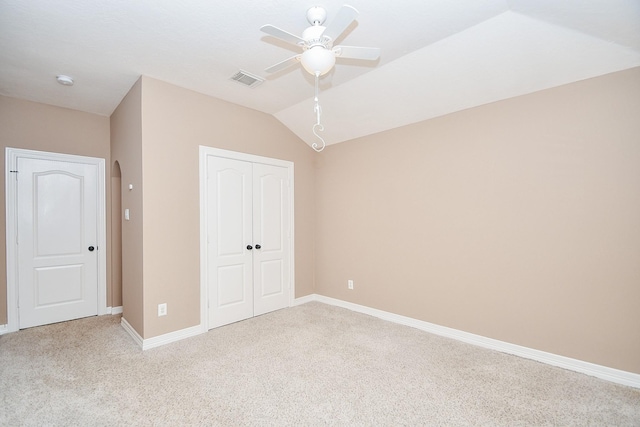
[230,70,264,88]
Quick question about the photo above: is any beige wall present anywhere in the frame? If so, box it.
[315,67,640,374]
[138,76,316,338]
[110,79,144,335]
[0,95,111,324]
[4,68,637,376]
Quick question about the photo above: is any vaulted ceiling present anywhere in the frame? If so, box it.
[1,0,639,148]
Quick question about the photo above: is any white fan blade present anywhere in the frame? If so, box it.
[333,45,380,61]
[265,55,301,73]
[260,25,305,46]
[322,5,358,42]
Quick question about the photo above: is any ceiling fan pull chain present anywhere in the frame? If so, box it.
[312,72,326,152]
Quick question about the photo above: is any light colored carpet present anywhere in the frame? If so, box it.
[1,302,639,426]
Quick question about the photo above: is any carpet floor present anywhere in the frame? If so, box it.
[1,302,639,426]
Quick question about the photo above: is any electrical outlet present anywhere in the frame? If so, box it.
[158,303,167,317]
[348,280,354,290]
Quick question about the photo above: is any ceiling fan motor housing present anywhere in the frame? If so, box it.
[302,25,329,46]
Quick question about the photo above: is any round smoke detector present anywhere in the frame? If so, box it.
[56,75,74,86]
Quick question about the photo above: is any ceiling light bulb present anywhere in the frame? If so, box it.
[301,47,335,76]
[56,75,74,86]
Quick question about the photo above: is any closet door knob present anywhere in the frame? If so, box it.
[88,246,95,252]
[255,244,261,249]
[246,245,253,250]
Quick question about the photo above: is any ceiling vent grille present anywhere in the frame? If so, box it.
[230,70,264,88]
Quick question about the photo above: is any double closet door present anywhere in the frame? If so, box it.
[207,155,291,329]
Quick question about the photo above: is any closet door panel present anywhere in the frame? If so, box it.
[208,157,254,328]
[253,163,290,316]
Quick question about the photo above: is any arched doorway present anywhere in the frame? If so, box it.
[111,161,123,311]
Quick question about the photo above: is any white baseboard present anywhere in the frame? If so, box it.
[292,294,316,306]
[301,294,640,389]
[140,324,205,350]
[108,306,123,315]
[120,317,144,347]
[120,317,205,351]
[0,323,8,336]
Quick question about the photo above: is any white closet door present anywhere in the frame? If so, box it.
[17,157,99,329]
[252,163,290,316]
[205,151,292,329]
[208,157,254,328]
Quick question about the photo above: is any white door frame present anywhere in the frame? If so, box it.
[5,148,107,333]
[199,146,295,330]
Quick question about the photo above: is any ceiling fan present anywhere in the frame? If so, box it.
[260,5,381,152]
[261,5,380,76]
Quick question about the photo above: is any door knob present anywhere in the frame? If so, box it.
[255,244,261,249]
[246,245,253,250]
[88,246,95,252]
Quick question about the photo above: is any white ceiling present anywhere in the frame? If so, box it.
[1,0,639,148]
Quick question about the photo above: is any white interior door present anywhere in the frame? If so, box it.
[17,157,99,329]
[204,150,292,330]
[208,157,254,328]
[253,163,290,316]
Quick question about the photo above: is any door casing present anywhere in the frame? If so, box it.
[5,148,107,332]
[199,146,295,330]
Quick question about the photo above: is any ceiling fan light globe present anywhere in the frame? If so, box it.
[301,47,335,76]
